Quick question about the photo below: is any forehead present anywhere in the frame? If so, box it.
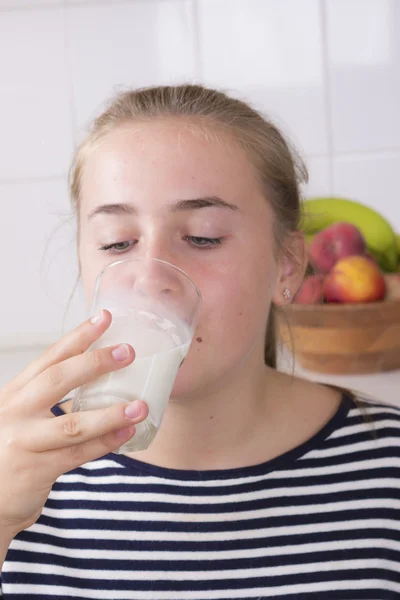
[79,119,266,215]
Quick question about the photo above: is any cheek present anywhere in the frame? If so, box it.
[194,256,276,343]
[79,249,104,307]
[79,263,97,306]
[79,238,116,306]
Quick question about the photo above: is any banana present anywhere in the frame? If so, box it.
[300,197,398,272]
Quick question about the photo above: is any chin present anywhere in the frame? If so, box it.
[169,349,227,401]
[169,356,208,401]
[168,349,252,402]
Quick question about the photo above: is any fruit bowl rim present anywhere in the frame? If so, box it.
[278,297,400,314]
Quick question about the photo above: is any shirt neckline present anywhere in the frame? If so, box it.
[100,392,355,481]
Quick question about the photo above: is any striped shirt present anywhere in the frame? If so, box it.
[2,393,400,599]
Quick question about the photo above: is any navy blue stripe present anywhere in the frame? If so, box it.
[52,465,400,496]
[14,517,400,553]
[6,545,400,572]
[37,510,400,536]
[44,489,400,515]
[2,398,399,599]
[4,566,400,591]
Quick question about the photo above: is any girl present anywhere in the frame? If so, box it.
[1,85,399,599]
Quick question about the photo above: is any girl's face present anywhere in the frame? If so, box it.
[78,120,301,398]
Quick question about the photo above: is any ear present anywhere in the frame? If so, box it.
[272,232,307,306]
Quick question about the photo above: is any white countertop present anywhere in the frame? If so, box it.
[279,349,400,407]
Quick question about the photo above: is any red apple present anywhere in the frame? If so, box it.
[323,255,386,303]
[309,222,366,274]
[293,274,324,304]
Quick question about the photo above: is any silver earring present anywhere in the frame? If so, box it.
[282,287,292,300]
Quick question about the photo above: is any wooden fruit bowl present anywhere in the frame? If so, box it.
[276,282,400,375]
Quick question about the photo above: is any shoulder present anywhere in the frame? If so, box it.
[350,394,400,424]
[301,393,400,477]
[339,393,400,447]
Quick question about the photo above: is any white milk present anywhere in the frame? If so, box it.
[74,307,192,453]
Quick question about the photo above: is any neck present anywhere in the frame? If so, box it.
[131,352,278,471]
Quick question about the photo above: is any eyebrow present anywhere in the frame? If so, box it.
[171,197,238,212]
[87,196,238,220]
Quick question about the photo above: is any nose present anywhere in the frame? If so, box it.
[91,257,184,316]
[133,258,184,299]
[91,254,200,326]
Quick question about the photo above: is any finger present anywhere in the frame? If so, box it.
[53,424,140,474]
[0,309,112,397]
[26,400,149,452]
[18,342,136,413]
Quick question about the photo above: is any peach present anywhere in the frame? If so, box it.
[293,274,324,304]
[309,222,366,274]
[323,255,386,303]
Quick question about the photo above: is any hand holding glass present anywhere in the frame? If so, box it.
[72,258,201,454]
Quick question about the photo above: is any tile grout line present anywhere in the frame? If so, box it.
[319,0,335,192]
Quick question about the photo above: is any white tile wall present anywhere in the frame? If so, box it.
[0,179,84,347]
[332,153,400,226]
[326,0,400,154]
[67,0,196,136]
[0,0,399,360]
[0,6,73,179]
[197,0,328,156]
[302,157,331,199]
[0,346,45,390]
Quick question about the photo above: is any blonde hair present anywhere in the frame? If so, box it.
[69,84,308,368]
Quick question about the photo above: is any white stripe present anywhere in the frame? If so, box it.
[5,579,400,599]
[341,407,400,422]
[329,418,399,439]
[60,455,398,488]
[305,437,400,459]
[42,497,400,524]
[8,536,400,573]
[349,404,400,417]
[81,459,124,470]
[4,557,399,582]
[49,477,400,504]
[11,526,400,560]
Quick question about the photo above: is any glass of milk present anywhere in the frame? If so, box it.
[72,258,202,454]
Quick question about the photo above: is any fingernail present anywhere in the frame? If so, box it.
[111,344,130,362]
[124,401,141,419]
[90,310,103,325]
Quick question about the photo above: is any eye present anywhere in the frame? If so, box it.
[184,236,223,249]
[99,240,137,254]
